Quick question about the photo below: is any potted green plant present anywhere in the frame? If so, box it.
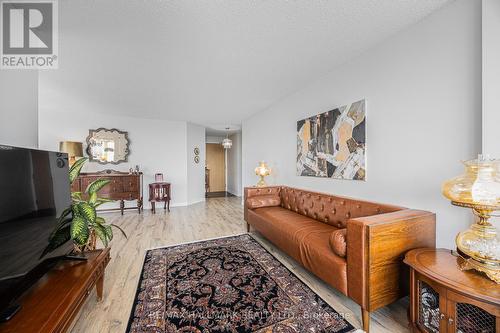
[43,158,126,256]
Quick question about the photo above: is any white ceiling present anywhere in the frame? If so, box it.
[205,125,241,138]
[45,0,452,128]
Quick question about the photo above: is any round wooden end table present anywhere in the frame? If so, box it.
[404,248,500,332]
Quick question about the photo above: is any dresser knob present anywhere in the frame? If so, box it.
[440,313,445,320]
[448,317,454,325]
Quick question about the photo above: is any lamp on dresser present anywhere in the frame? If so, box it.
[59,141,83,166]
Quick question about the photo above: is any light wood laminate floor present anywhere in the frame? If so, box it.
[71,197,409,333]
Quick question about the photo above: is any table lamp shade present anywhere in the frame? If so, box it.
[59,141,83,164]
[442,158,500,208]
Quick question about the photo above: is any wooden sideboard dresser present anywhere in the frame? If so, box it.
[72,170,143,214]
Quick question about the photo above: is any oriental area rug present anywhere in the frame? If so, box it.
[127,234,356,333]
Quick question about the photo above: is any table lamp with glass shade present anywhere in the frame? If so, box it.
[59,141,83,166]
[442,155,500,283]
[255,161,271,187]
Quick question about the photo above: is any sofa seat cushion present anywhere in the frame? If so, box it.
[329,229,347,258]
[253,206,336,243]
[248,206,348,295]
[246,194,281,209]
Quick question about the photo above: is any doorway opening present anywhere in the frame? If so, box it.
[205,128,242,198]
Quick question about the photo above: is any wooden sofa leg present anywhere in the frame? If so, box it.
[362,308,370,332]
[246,222,250,232]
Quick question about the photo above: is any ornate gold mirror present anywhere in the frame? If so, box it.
[86,128,130,164]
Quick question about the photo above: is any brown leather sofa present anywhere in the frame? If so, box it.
[244,186,436,332]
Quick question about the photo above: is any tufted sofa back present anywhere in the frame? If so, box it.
[280,186,403,229]
[245,186,282,198]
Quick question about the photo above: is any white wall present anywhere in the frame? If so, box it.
[0,71,38,148]
[242,0,482,249]
[227,132,242,196]
[187,123,206,204]
[38,81,190,207]
[482,0,500,226]
[39,109,189,207]
[206,135,224,144]
[482,0,500,158]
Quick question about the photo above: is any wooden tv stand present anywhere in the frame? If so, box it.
[0,248,110,333]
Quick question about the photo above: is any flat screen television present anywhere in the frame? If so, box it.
[0,145,73,319]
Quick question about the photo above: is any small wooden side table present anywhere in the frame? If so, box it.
[149,182,171,213]
[404,248,500,333]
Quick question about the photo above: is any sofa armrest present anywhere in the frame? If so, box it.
[244,186,282,222]
[346,209,436,311]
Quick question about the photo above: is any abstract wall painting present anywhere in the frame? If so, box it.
[297,99,366,180]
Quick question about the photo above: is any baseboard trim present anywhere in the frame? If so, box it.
[187,198,206,206]
[169,202,188,207]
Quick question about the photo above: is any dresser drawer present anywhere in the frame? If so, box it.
[122,177,138,191]
[80,177,123,192]
[80,177,99,191]
[71,179,81,193]
[107,182,124,193]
